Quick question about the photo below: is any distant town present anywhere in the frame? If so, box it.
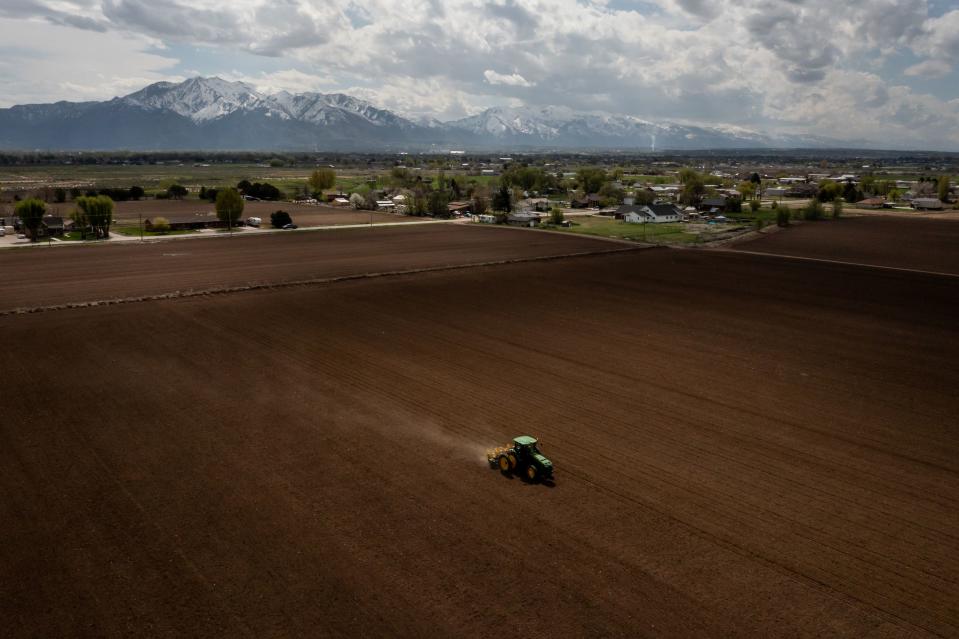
[1,150,955,247]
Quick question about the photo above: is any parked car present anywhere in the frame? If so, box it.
[245,216,262,227]
[282,223,298,230]
[0,227,5,237]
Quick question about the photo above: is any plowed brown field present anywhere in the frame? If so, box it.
[733,216,959,275]
[1,226,957,637]
[107,199,421,228]
[0,225,618,312]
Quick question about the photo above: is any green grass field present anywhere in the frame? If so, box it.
[556,216,700,244]
[112,225,199,238]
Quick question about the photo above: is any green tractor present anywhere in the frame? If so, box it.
[487,436,554,482]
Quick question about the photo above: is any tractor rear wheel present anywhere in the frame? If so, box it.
[498,455,511,473]
[526,465,538,481]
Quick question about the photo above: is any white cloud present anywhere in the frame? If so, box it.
[483,70,534,87]
[904,59,952,78]
[0,0,956,148]
[221,69,335,94]
[918,9,959,62]
[0,17,177,106]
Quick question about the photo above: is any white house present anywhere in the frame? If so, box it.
[912,198,944,210]
[617,203,682,224]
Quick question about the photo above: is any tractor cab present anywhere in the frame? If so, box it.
[512,435,541,457]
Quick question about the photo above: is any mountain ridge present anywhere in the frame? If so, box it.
[0,76,844,151]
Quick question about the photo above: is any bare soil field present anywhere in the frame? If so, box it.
[733,216,959,274]
[1,199,420,230]
[0,225,616,312]
[104,199,419,228]
[1,231,957,637]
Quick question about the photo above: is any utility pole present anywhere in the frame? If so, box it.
[369,175,377,229]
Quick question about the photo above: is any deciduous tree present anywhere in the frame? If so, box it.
[151,217,171,234]
[550,206,565,225]
[832,199,843,219]
[428,190,449,218]
[215,188,244,227]
[803,199,825,220]
[15,198,45,242]
[817,180,842,202]
[308,168,336,196]
[270,210,292,228]
[938,176,951,202]
[575,168,607,194]
[76,195,114,239]
[471,194,488,217]
[492,185,513,213]
[167,184,188,200]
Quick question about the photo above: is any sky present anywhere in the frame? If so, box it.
[0,0,958,149]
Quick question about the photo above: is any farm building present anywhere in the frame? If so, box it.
[912,198,944,210]
[144,215,225,231]
[571,194,603,209]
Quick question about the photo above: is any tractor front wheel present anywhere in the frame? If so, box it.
[498,455,511,473]
[526,465,538,482]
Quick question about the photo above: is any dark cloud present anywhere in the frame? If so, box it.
[485,0,539,37]
[675,0,720,19]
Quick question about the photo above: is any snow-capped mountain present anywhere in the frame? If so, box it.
[0,76,842,151]
[122,77,267,123]
[268,91,417,129]
[440,105,832,150]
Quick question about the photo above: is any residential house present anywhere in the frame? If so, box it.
[506,211,542,227]
[616,203,682,224]
[699,197,728,213]
[785,183,819,198]
[22,215,66,239]
[447,201,472,216]
[573,194,603,208]
[855,197,886,209]
[41,215,65,237]
[522,198,551,212]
